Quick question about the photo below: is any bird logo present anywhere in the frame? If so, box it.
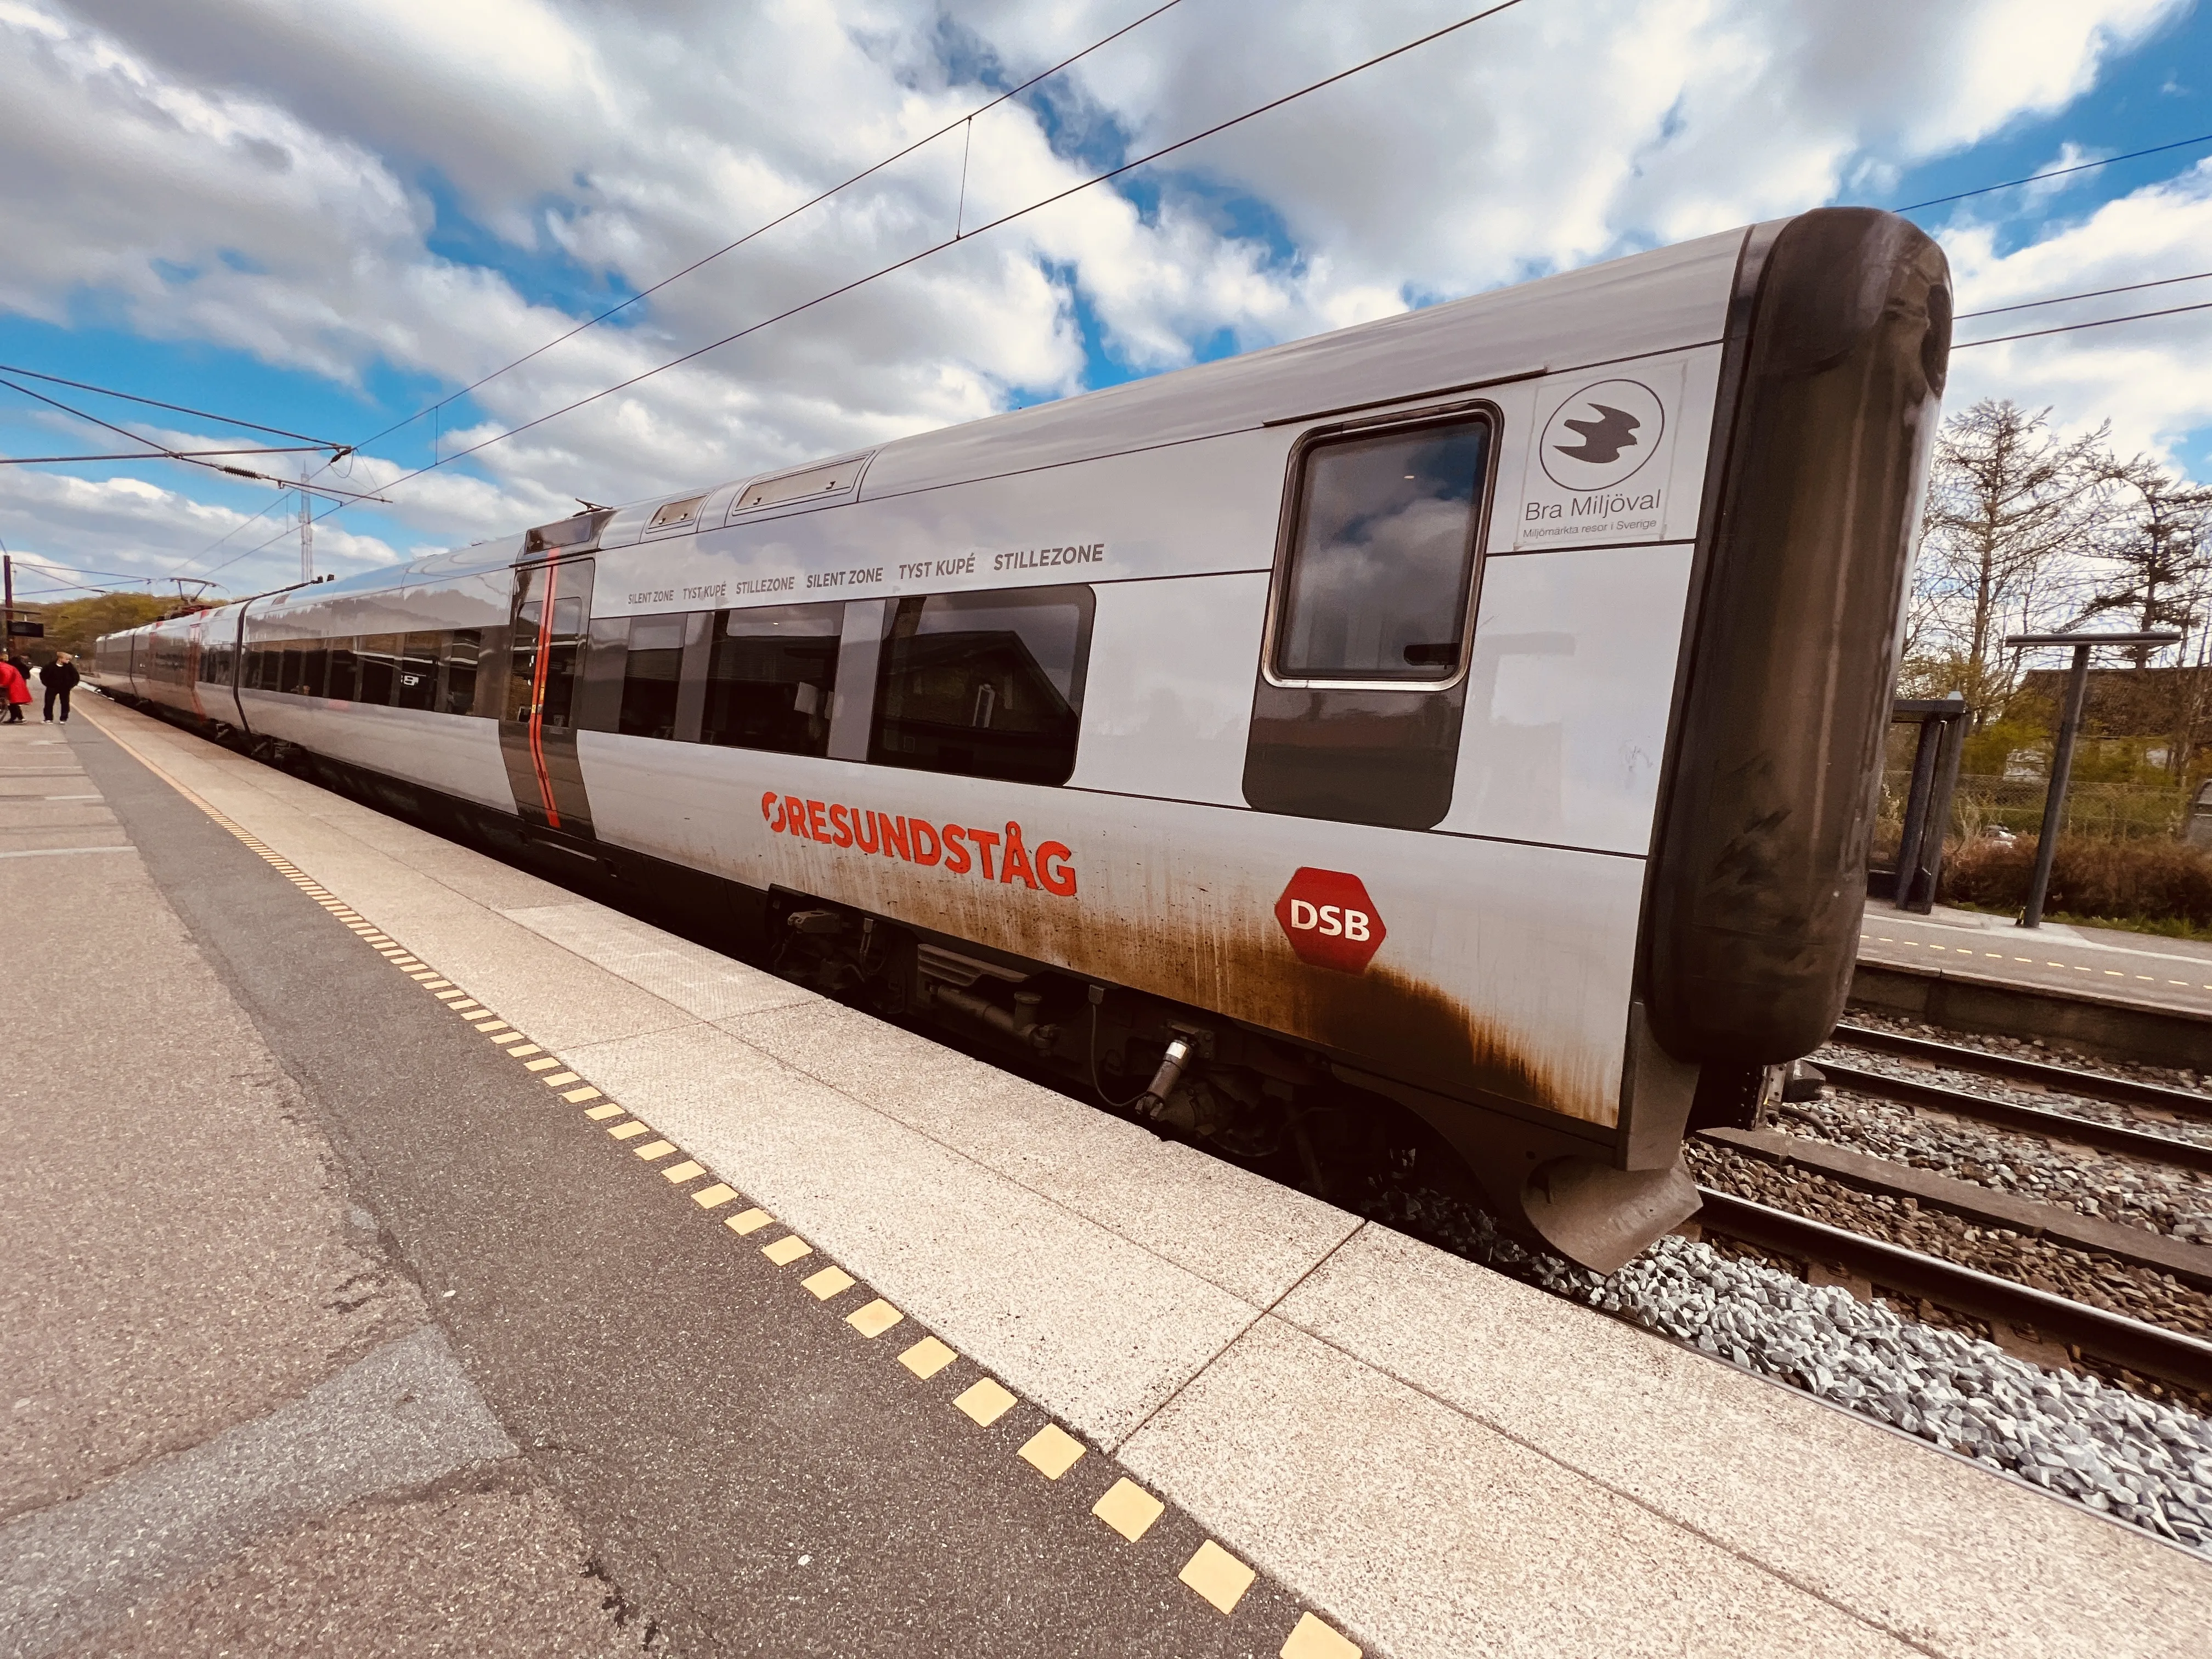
[1535,377,1666,492]
[1554,402,1640,465]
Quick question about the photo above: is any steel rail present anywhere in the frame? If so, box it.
[1694,1189,2212,1393]
[1830,1022,2212,1120]
[1812,1060,2212,1176]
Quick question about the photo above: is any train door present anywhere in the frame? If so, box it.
[498,557,596,834]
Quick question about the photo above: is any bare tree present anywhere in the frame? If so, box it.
[2076,455,2212,662]
[2073,455,2212,776]
[1909,399,2106,725]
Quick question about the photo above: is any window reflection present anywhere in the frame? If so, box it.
[871,587,1091,786]
[1275,419,1490,681]
[701,603,841,756]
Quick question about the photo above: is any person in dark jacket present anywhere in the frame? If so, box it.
[0,658,28,723]
[40,654,80,723]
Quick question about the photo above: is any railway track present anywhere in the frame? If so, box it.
[1809,1028,2212,1175]
[1691,1188,2212,1394]
[1829,1021,2212,1122]
[1686,1023,2212,1395]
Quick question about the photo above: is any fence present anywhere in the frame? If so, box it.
[1871,772,2191,865]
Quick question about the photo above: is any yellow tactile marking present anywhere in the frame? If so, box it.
[541,1070,581,1086]
[523,1057,560,1072]
[1860,928,2212,999]
[81,709,1377,1659]
[953,1378,1018,1426]
[900,1336,957,1378]
[1018,1424,1086,1480]
[847,1299,902,1338]
[435,991,466,1001]
[1281,1612,1362,1658]
[802,1265,856,1300]
[561,1085,601,1103]
[1093,1478,1164,1543]
[1181,1540,1256,1615]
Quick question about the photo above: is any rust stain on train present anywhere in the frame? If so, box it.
[761,839,1613,1127]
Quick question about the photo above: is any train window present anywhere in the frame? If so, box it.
[328,642,361,702]
[870,586,1092,787]
[734,456,864,512]
[395,634,438,710]
[301,646,331,698]
[278,645,305,696]
[619,614,689,740]
[648,494,708,529]
[1269,415,1492,684]
[358,634,399,705]
[700,603,841,755]
[442,630,482,716]
[505,560,595,732]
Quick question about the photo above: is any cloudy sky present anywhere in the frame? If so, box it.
[2,0,2209,605]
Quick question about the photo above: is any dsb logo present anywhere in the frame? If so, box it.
[1273,867,1387,974]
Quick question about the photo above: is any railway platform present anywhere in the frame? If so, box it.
[1860,898,2212,1019]
[1855,899,2212,1070]
[5,697,2209,1658]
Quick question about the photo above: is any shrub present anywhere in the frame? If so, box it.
[1939,835,2212,929]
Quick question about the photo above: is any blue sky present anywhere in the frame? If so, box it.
[2,0,2208,606]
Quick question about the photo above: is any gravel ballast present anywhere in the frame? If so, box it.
[1772,1087,2212,1244]
[1398,1193,2212,1555]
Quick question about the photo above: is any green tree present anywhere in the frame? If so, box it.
[20,592,170,661]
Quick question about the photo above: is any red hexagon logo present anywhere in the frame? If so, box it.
[1273,867,1387,974]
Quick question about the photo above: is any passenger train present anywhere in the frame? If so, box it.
[95,207,1951,1271]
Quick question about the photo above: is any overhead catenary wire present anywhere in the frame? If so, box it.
[190,0,1542,575]
[336,0,1193,463]
[357,0,1537,502]
[0,373,373,495]
[165,0,1194,578]
[1893,129,2212,214]
[1,445,332,464]
[1955,268,2212,318]
[1951,296,2212,349]
[147,14,2211,584]
[0,363,347,448]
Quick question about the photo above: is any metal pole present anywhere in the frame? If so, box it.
[298,472,314,585]
[2020,642,2091,929]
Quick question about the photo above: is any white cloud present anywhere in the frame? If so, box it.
[1943,157,2212,462]
[0,0,2199,597]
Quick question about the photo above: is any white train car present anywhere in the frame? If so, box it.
[96,207,1951,1269]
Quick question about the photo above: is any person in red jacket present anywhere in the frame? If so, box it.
[0,658,29,723]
